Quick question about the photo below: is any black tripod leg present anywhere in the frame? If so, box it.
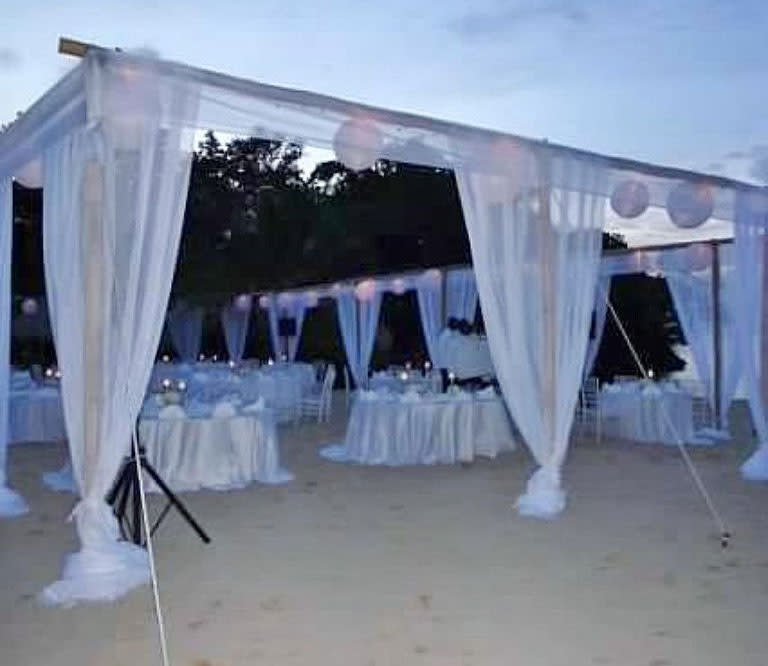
[131,464,142,545]
[140,460,211,544]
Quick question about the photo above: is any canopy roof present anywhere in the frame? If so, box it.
[0,44,765,233]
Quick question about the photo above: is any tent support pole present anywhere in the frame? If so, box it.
[711,242,722,430]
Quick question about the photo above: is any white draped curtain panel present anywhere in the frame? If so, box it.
[335,288,382,388]
[734,193,768,479]
[445,268,478,323]
[167,302,204,361]
[265,296,281,359]
[456,147,606,518]
[416,274,443,367]
[583,276,611,378]
[40,71,197,604]
[220,297,252,363]
[0,178,29,516]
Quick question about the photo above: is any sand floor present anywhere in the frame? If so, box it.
[2,398,768,666]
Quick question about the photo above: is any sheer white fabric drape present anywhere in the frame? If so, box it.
[445,268,477,323]
[40,85,196,604]
[416,274,443,367]
[220,297,252,363]
[264,296,281,359]
[335,289,382,388]
[167,302,204,361]
[456,148,606,517]
[583,276,610,378]
[733,193,768,479]
[0,178,29,516]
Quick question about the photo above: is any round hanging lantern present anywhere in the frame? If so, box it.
[233,293,252,312]
[354,279,378,302]
[688,243,712,272]
[304,291,319,308]
[20,297,38,316]
[258,295,271,310]
[610,180,650,219]
[391,278,407,295]
[277,292,294,308]
[15,159,43,189]
[666,182,714,229]
[333,116,383,171]
[422,268,442,287]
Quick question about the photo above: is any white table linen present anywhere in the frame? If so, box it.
[369,370,441,394]
[139,403,292,491]
[8,373,66,444]
[601,382,695,445]
[322,390,517,465]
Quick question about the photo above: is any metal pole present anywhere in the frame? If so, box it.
[711,242,722,430]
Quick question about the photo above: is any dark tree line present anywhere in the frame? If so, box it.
[11,132,683,376]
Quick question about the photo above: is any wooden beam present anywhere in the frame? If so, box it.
[58,37,93,58]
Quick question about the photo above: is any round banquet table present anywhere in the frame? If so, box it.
[139,407,292,491]
[600,383,694,445]
[322,391,517,466]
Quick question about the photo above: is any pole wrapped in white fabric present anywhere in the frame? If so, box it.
[445,268,478,323]
[41,55,197,604]
[167,302,204,362]
[456,145,606,518]
[0,177,29,517]
[264,295,281,359]
[220,296,252,363]
[416,270,443,367]
[733,193,768,479]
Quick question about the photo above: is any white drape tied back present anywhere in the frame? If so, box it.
[416,269,443,367]
[220,295,252,363]
[445,268,478,323]
[167,301,204,362]
[0,177,30,516]
[40,58,198,604]
[335,283,382,388]
[456,144,607,518]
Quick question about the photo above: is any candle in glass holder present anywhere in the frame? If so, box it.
[176,380,187,392]
[448,371,456,384]
[161,378,172,391]
[228,360,236,369]
[212,354,218,362]
[405,361,412,371]
[44,368,54,379]
[268,358,275,366]
[424,361,431,372]
[54,370,61,380]
[399,370,408,382]
[281,353,287,362]
[198,353,206,362]
[161,354,170,363]
[647,369,655,380]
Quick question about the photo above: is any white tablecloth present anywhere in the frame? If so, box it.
[369,370,441,394]
[150,361,316,423]
[601,383,694,445]
[139,408,293,491]
[9,386,66,444]
[321,391,517,465]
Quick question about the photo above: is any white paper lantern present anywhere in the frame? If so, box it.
[20,297,38,316]
[688,243,712,272]
[391,278,407,295]
[354,279,378,302]
[610,180,650,219]
[258,294,271,310]
[667,182,714,229]
[277,292,294,308]
[422,268,442,287]
[15,159,43,189]
[234,293,252,312]
[333,116,383,171]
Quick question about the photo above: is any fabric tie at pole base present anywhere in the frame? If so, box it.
[42,462,77,493]
[515,466,566,519]
[0,484,29,517]
[740,445,768,481]
[40,499,149,607]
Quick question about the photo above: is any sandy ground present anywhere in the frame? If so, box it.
[2,397,768,666]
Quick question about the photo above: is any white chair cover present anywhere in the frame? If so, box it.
[456,146,606,517]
